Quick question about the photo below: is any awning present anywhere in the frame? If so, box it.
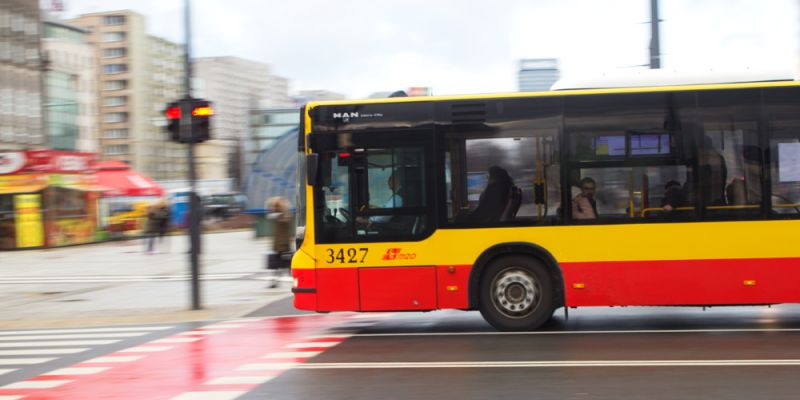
[48,174,110,192]
[94,161,164,197]
[0,184,47,195]
[0,175,48,195]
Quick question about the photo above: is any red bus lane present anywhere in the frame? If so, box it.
[0,314,385,400]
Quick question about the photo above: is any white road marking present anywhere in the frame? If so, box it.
[83,355,144,363]
[204,376,275,385]
[284,341,340,349]
[0,340,120,347]
[44,367,110,375]
[295,359,800,369]
[0,348,87,356]
[153,337,202,344]
[304,334,353,340]
[352,328,800,337]
[0,358,55,365]
[0,326,173,336]
[169,391,246,400]
[238,362,299,371]
[0,273,251,284]
[0,395,24,399]
[179,331,223,336]
[203,324,245,329]
[118,346,173,352]
[0,332,145,341]
[2,379,72,389]
[262,351,321,359]
[0,369,16,376]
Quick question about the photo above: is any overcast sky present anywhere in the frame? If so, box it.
[56,0,798,98]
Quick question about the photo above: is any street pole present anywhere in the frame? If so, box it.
[184,0,201,310]
[649,0,661,69]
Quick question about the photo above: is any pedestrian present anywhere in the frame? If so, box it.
[266,196,293,288]
[144,198,170,254]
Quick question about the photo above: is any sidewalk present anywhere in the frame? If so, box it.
[0,230,293,329]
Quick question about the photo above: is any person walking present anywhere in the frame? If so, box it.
[266,196,293,288]
[144,199,170,254]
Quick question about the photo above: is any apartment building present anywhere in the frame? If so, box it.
[69,10,187,180]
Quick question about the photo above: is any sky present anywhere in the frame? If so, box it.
[55,0,799,99]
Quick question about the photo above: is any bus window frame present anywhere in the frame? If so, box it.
[310,128,437,244]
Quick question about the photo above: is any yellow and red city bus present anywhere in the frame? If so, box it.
[291,80,800,331]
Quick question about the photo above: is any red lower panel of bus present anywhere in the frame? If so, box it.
[293,257,800,311]
[562,257,800,307]
[293,265,471,312]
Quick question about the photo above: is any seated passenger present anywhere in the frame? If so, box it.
[469,166,513,223]
[661,180,688,212]
[572,177,598,219]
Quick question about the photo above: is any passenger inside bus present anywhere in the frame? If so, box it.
[572,177,598,219]
[661,180,688,212]
[468,166,514,223]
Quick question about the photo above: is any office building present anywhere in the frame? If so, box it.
[193,56,292,184]
[518,58,560,92]
[41,19,97,152]
[0,0,45,150]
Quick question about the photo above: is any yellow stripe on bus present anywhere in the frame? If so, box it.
[300,220,800,269]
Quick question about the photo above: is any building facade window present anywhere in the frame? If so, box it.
[103,96,126,107]
[103,64,127,74]
[102,48,126,58]
[102,32,125,42]
[103,15,126,25]
[103,80,126,90]
[105,144,129,155]
[103,112,128,123]
[104,129,129,139]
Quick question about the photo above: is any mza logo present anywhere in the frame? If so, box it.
[382,248,416,260]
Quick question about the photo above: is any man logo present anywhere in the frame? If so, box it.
[332,112,359,119]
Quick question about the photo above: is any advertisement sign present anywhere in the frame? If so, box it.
[26,150,95,174]
[14,194,44,248]
[0,152,27,175]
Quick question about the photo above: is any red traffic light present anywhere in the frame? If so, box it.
[165,106,181,120]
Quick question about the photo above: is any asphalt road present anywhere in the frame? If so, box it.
[243,304,800,400]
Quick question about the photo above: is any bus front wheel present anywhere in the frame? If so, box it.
[478,256,555,331]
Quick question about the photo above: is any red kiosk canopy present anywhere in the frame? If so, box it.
[94,161,164,197]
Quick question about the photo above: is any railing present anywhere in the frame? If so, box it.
[639,203,800,217]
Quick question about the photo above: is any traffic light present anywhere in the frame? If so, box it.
[190,100,213,143]
[164,99,213,143]
[165,102,181,142]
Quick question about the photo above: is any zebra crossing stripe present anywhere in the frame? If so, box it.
[0,326,173,336]
[0,340,120,347]
[2,379,72,389]
[0,348,87,356]
[0,332,147,341]
[43,367,110,376]
[0,358,56,365]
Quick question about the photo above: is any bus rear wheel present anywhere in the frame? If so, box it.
[478,256,555,331]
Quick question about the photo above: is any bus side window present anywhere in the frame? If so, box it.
[765,87,800,215]
[697,89,763,217]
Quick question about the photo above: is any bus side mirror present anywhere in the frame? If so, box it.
[306,153,319,186]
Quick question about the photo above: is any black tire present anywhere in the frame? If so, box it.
[478,256,556,331]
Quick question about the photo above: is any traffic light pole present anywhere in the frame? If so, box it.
[184,0,201,310]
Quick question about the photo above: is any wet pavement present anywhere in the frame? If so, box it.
[0,231,291,328]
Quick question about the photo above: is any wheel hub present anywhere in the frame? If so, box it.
[492,269,540,318]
